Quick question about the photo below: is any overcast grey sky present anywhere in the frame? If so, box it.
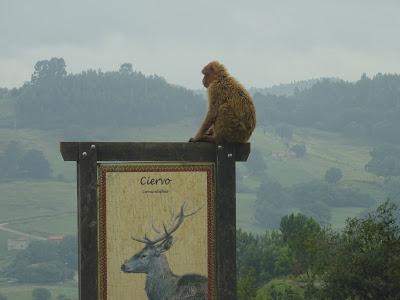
[1,0,399,89]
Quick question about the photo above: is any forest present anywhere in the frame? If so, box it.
[7,58,204,131]
[237,201,400,299]
[254,73,400,144]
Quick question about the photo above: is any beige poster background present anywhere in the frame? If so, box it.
[98,164,213,300]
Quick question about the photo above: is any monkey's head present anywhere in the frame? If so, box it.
[202,61,228,88]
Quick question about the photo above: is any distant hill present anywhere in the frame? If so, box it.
[10,58,205,130]
[2,59,400,145]
[192,89,207,98]
[0,88,8,97]
[254,73,400,144]
[249,78,339,96]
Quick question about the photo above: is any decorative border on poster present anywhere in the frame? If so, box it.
[97,163,216,300]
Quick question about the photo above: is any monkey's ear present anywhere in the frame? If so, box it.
[203,61,217,74]
[208,62,218,73]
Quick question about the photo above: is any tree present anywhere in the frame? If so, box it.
[236,229,292,287]
[385,177,400,202]
[31,57,66,84]
[365,144,400,177]
[119,63,133,75]
[0,141,22,178]
[16,58,205,130]
[290,144,306,158]
[255,179,292,228]
[320,200,400,299]
[256,279,304,300]
[58,235,78,270]
[32,288,51,300]
[280,213,323,276]
[324,167,343,184]
[238,273,257,300]
[20,261,73,283]
[19,149,52,178]
[27,240,59,263]
[7,239,75,283]
[291,181,332,225]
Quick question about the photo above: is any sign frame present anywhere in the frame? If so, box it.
[60,142,251,300]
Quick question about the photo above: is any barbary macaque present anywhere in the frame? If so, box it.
[189,61,256,144]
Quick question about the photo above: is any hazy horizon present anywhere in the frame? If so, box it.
[1,0,400,89]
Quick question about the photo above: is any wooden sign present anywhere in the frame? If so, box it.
[98,164,215,299]
[60,142,251,300]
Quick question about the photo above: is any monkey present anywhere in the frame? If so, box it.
[189,61,256,144]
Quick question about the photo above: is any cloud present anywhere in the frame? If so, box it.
[0,0,399,88]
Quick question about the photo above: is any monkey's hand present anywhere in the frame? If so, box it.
[189,137,199,142]
[205,127,214,136]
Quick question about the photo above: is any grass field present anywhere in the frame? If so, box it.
[0,124,386,252]
[252,127,382,187]
[0,180,76,259]
[234,127,386,231]
[0,282,78,300]
[0,181,76,221]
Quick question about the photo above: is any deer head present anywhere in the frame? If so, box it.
[121,202,201,274]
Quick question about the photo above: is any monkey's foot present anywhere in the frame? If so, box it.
[195,136,216,143]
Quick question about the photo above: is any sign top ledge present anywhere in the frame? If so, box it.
[60,142,251,162]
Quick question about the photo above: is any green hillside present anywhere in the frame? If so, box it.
[0,124,386,258]
[238,127,385,232]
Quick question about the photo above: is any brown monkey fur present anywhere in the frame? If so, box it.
[190,61,256,144]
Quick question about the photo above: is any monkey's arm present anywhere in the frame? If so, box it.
[190,101,218,142]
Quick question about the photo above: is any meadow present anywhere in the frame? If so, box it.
[0,123,384,241]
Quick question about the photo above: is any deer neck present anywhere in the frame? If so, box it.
[145,254,177,299]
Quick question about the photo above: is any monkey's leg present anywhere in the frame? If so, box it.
[189,127,213,141]
[190,102,218,142]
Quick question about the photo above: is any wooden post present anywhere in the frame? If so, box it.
[77,143,98,300]
[216,144,237,300]
[60,142,250,300]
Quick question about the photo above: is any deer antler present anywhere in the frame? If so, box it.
[131,202,202,245]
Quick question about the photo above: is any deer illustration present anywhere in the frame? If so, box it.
[121,203,208,300]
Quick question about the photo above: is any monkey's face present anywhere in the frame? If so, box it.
[202,63,217,88]
[202,74,211,88]
[202,61,226,88]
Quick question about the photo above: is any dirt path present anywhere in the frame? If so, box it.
[0,223,46,240]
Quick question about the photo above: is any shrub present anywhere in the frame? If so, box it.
[324,167,343,184]
[32,288,51,300]
[256,279,304,300]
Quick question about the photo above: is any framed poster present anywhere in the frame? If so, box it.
[97,163,215,300]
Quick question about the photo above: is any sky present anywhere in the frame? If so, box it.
[0,0,399,89]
